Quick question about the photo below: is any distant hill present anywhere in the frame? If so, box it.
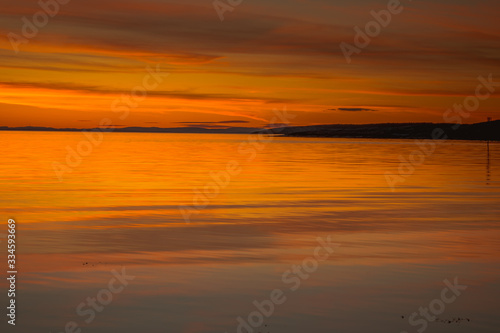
[1,121,499,141]
[266,120,500,141]
[0,126,261,134]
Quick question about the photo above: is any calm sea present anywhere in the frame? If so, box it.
[1,131,499,333]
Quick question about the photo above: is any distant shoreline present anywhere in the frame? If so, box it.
[1,120,499,141]
[0,126,261,135]
[270,120,500,142]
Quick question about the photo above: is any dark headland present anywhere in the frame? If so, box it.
[268,120,500,141]
[1,120,499,141]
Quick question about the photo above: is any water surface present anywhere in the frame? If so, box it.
[1,132,499,333]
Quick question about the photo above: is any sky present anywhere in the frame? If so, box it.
[0,0,499,128]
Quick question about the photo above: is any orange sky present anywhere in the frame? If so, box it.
[0,0,499,128]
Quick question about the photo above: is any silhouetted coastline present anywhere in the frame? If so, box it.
[1,120,498,141]
[270,120,500,141]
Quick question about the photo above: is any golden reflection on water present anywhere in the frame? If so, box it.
[1,131,499,333]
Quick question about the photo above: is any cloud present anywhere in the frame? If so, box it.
[328,108,378,112]
[1,0,499,126]
[177,120,249,125]
[216,120,250,124]
[175,120,252,128]
[0,81,294,104]
[2,0,498,71]
[182,124,230,129]
[264,123,291,128]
